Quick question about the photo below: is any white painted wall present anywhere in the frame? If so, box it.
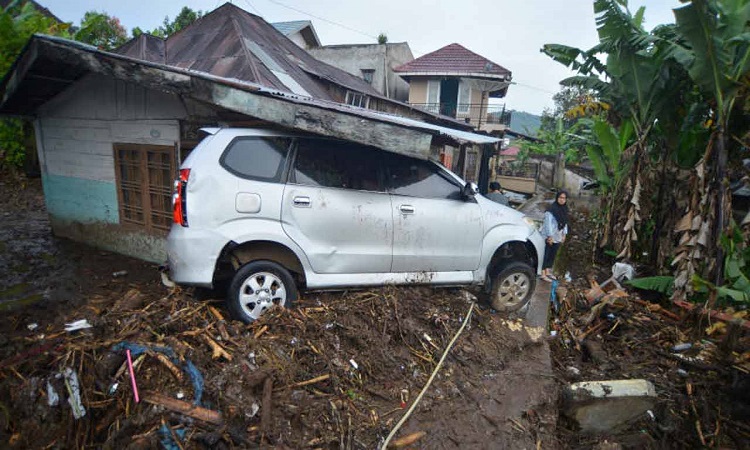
[36,74,187,182]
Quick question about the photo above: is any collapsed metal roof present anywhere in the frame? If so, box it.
[0,34,499,159]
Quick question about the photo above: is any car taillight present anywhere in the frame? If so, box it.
[172,168,190,227]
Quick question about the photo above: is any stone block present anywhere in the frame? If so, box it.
[563,379,656,433]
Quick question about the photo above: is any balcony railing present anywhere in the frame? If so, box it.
[410,103,512,127]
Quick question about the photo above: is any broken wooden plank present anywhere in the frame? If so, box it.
[142,391,222,425]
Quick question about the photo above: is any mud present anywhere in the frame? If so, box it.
[0,174,559,449]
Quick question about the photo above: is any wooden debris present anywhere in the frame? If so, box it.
[203,335,232,361]
[142,391,222,425]
[253,325,269,339]
[153,353,183,382]
[389,431,426,448]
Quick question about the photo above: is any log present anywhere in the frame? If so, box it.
[390,431,426,448]
[142,391,222,425]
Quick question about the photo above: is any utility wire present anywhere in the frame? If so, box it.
[242,0,264,17]
[263,0,379,41]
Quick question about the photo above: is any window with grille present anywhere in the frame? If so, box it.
[113,144,176,232]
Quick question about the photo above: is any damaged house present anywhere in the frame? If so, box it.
[0,3,498,263]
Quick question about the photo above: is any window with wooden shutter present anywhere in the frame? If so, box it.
[113,144,175,233]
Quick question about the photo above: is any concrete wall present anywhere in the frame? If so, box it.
[34,74,192,262]
[309,43,413,101]
[530,157,593,197]
[408,79,429,104]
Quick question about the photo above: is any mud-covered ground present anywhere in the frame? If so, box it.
[3,173,748,449]
[0,175,559,449]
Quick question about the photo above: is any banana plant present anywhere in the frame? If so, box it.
[671,0,750,287]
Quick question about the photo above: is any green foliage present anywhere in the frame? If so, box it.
[0,118,25,168]
[672,0,750,128]
[626,276,675,295]
[585,117,634,192]
[0,1,70,168]
[520,117,590,164]
[0,1,70,75]
[377,33,388,44]
[75,11,127,50]
[692,221,750,303]
[154,7,203,37]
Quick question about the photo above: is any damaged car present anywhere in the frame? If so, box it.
[167,128,545,323]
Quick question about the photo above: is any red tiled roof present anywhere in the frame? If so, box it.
[394,43,510,77]
[500,146,520,156]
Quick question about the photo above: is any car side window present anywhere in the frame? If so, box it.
[384,154,462,200]
[220,137,292,182]
[293,139,383,191]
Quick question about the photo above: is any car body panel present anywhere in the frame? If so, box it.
[167,128,544,293]
[281,184,393,273]
[391,195,483,272]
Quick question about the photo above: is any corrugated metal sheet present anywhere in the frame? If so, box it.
[113,4,379,101]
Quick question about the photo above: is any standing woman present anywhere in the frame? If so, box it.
[540,190,569,281]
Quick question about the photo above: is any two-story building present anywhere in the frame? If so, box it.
[394,43,512,134]
[393,43,512,184]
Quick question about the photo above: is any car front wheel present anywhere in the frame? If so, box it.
[490,262,536,312]
[227,260,298,323]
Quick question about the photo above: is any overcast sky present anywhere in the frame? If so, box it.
[40,0,682,115]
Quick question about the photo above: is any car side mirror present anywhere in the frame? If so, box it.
[462,182,478,199]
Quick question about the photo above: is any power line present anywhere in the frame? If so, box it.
[263,0,379,41]
[512,82,556,95]
[243,0,264,17]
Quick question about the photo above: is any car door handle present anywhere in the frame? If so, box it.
[399,204,415,214]
[293,196,311,207]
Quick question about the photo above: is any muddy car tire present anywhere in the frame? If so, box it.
[227,260,298,323]
[490,262,536,312]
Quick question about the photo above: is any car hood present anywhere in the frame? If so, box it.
[476,195,532,231]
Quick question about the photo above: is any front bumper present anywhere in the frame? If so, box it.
[528,230,545,275]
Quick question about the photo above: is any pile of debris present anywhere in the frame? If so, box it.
[0,284,553,449]
[549,265,750,448]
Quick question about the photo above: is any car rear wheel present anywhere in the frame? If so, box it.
[227,260,298,323]
[490,262,536,312]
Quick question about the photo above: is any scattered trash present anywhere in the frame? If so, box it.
[550,280,560,313]
[46,381,59,406]
[63,367,86,419]
[27,323,38,331]
[676,369,689,377]
[112,270,128,278]
[176,391,185,400]
[349,359,359,370]
[567,366,581,376]
[64,319,92,332]
[158,423,187,450]
[672,343,693,352]
[611,263,635,282]
[126,349,140,403]
[108,382,119,395]
[564,271,573,282]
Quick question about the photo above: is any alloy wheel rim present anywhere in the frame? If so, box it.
[496,272,531,307]
[239,271,287,320]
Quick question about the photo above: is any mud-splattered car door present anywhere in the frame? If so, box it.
[384,155,483,272]
[281,138,393,274]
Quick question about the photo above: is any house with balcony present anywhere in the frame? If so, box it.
[394,43,512,134]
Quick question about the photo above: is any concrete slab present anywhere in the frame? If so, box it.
[563,379,657,433]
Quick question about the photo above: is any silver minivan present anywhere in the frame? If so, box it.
[167,128,545,323]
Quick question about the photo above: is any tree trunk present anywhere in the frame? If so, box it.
[714,127,727,287]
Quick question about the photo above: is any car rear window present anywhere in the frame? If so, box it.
[220,137,292,182]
